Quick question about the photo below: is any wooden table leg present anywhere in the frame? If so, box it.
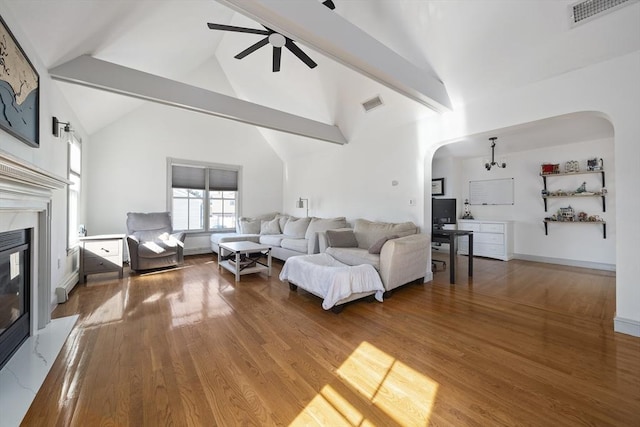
[267,249,272,277]
[235,251,240,282]
[449,234,456,284]
[468,233,474,277]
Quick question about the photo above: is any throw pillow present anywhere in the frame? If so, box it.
[276,214,290,231]
[283,217,311,238]
[238,218,260,234]
[304,217,348,240]
[368,234,399,254]
[260,218,281,235]
[326,230,358,248]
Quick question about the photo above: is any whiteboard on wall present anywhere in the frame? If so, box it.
[469,178,514,205]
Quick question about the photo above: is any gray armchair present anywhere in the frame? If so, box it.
[126,212,186,272]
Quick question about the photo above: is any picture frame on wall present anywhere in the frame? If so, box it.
[432,178,445,196]
[0,15,40,148]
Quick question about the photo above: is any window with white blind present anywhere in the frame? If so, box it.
[168,159,240,232]
[68,136,81,248]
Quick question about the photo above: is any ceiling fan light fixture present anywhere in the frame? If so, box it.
[268,33,286,48]
[207,0,336,72]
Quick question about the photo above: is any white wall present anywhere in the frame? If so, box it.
[85,60,284,253]
[284,117,425,227]
[435,137,615,268]
[0,4,89,308]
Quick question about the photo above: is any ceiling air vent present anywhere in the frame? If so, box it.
[570,0,636,26]
[362,95,384,112]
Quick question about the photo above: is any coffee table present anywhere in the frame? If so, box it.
[218,241,272,282]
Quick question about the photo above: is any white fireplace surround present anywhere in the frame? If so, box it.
[0,149,68,334]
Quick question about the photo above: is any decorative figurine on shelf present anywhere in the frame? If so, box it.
[565,160,580,173]
[587,157,604,171]
[559,206,575,221]
[578,211,588,222]
[462,199,474,219]
[541,163,560,175]
[576,182,587,193]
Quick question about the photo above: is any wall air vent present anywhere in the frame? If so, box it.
[570,0,637,26]
[362,95,384,112]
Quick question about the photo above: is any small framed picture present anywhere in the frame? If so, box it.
[432,178,444,196]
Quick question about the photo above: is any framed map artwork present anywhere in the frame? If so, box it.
[0,15,39,147]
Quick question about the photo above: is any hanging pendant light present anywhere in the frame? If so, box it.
[485,137,506,170]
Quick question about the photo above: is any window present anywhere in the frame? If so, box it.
[169,160,240,232]
[68,136,81,248]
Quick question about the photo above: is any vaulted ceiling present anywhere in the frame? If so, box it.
[4,0,639,157]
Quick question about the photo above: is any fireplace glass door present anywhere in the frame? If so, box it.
[0,229,30,370]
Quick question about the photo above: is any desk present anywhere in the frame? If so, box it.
[432,229,473,284]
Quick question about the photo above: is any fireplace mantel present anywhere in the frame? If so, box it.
[0,149,68,199]
[0,149,68,332]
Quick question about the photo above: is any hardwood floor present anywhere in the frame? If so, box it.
[22,254,639,426]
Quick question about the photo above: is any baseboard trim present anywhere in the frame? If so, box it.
[424,271,434,283]
[614,316,640,337]
[184,247,213,256]
[513,253,615,271]
[52,271,79,307]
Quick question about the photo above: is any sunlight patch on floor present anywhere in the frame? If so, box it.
[291,341,438,426]
[83,290,124,327]
[290,384,374,426]
[168,282,233,328]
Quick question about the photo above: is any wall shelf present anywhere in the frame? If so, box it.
[541,170,606,212]
[543,220,607,239]
[542,193,606,212]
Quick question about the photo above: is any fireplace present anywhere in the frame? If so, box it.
[0,150,68,365]
[0,229,30,370]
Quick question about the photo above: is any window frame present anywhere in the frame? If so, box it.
[67,135,82,250]
[167,158,242,234]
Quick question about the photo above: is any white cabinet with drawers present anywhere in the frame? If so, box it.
[457,220,514,261]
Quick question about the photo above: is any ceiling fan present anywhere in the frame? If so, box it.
[207,0,336,72]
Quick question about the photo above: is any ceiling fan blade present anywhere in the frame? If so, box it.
[273,47,282,72]
[235,37,270,59]
[207,23,270,36]
[323,0,336,10]
[284,39,317,69]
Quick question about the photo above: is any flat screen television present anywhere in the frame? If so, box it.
[432,198,457,229]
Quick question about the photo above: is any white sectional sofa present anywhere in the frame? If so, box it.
[319,219,431,293]
[210,213,348,261]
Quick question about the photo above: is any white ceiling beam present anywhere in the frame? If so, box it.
[217,0,452,113]
[49,55,347,145]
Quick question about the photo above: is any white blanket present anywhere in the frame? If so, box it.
[279,253,384,310]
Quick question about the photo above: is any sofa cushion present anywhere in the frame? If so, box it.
[260,218,281,235]
[127,212,171,234]
[283,217,311,238]
[138,239,179,259]
[259,234,285,246]
[326,229,358,248]
[133,229,170,243]
[326,247,381,271]
[368,235,399,254]
[353,219,417,250]
[304,217,348,240]
[280,238,308,253]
